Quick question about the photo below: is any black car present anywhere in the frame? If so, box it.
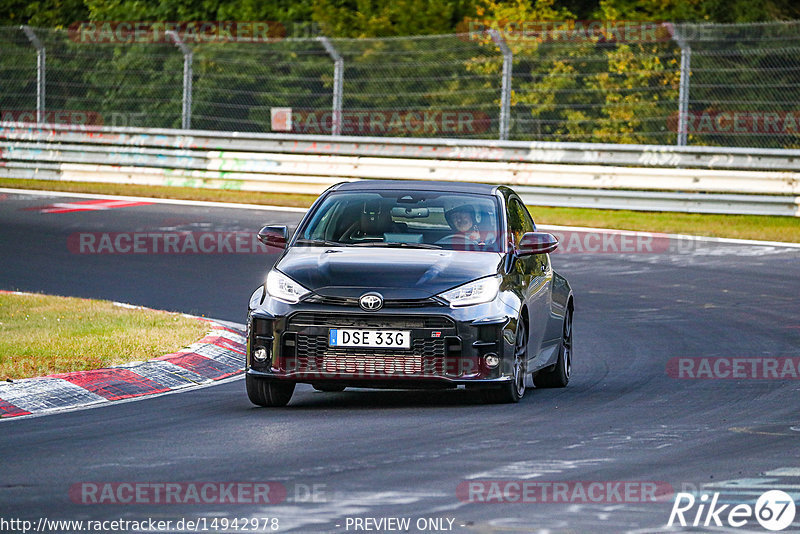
[246,180,573,406]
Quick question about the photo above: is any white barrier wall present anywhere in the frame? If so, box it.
[1,122,799,216]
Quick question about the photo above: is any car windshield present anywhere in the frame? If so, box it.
[297,190,502,252]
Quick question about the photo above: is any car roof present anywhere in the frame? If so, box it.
[330,180,502,195]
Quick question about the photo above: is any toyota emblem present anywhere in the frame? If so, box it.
[359,293,384,311]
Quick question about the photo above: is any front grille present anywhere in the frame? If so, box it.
[287,313,454,330]
[284,335,467,377]
[303,295,443,308]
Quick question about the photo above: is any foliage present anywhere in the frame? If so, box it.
[0,1,797,147]
[3,0,799,30]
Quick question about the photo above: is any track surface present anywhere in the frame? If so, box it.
[1,191,799,533]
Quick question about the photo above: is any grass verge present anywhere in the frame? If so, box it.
[527,206,800,243]
[2,178,798,242]
[0,178,318,208]
[0,293,209,380]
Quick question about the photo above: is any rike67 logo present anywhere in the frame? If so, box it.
[668,490,796,531]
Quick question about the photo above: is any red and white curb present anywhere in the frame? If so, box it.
[0,295,246,419]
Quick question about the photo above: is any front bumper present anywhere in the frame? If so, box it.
[246,293,519,388]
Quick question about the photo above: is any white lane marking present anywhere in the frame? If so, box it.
[3,187,800,249]
[767,467,800,476]
[0,187,307,213]
[27,199,152,214]
[540,223,800,249]
[562,427,706,451]
[112,301,145,309]
[705,478,800,491]
[466,458,611,480]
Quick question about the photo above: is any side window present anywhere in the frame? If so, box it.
[507,198,534,246]
[520,201,536,233]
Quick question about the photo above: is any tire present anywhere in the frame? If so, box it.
[481,319,527,404]
[533,307,572,388]
[312,384,346,392]
[246,374,295,407]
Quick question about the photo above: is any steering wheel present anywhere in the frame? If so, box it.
[435,234,480,246]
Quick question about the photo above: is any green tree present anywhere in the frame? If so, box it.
[595,0,800,23]
[310,0,477,37]
[465,0,680,143]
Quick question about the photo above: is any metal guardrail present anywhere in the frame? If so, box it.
[1,122,799,216]
[4,122,800,170]
[516,187,800,217]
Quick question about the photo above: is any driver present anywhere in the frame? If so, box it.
[444,202,494,245]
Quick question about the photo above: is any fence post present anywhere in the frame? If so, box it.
[21,26,45,124]
[318,37,344,136]
[677,38,691,146]
[664,23,691,146]
[166,30,193,130]
[489,30,512,141]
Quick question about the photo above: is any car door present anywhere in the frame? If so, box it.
[506,196,552,367]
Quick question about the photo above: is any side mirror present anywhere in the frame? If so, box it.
[517,232,558,255]
[258,225,288,249]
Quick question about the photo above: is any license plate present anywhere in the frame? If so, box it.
[328,329,411,349]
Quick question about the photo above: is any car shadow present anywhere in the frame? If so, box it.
[275,385,520,410]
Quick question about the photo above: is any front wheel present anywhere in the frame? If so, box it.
[481,319,527,404]
[533,307,572,388]
[246,374,295,407]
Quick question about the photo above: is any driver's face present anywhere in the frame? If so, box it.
[451,210,473,232]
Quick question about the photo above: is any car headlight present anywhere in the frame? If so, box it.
[437,275,501,307]
[265,270,310,304]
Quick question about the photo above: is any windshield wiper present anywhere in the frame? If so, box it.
[351,241,442,249]
[294,238,346,247]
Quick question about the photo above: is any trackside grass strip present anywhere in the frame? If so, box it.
[0,178,318,208]
[526,206,800,243]
[0,293,209,380]
[2,178,798,243]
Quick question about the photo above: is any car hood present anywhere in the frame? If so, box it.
[277,246,504,300]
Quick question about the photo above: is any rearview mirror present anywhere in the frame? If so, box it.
[391,206,430,218]
[258,225,288,249]
[517,232,558,255]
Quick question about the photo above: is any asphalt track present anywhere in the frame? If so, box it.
[1,190,799,533]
